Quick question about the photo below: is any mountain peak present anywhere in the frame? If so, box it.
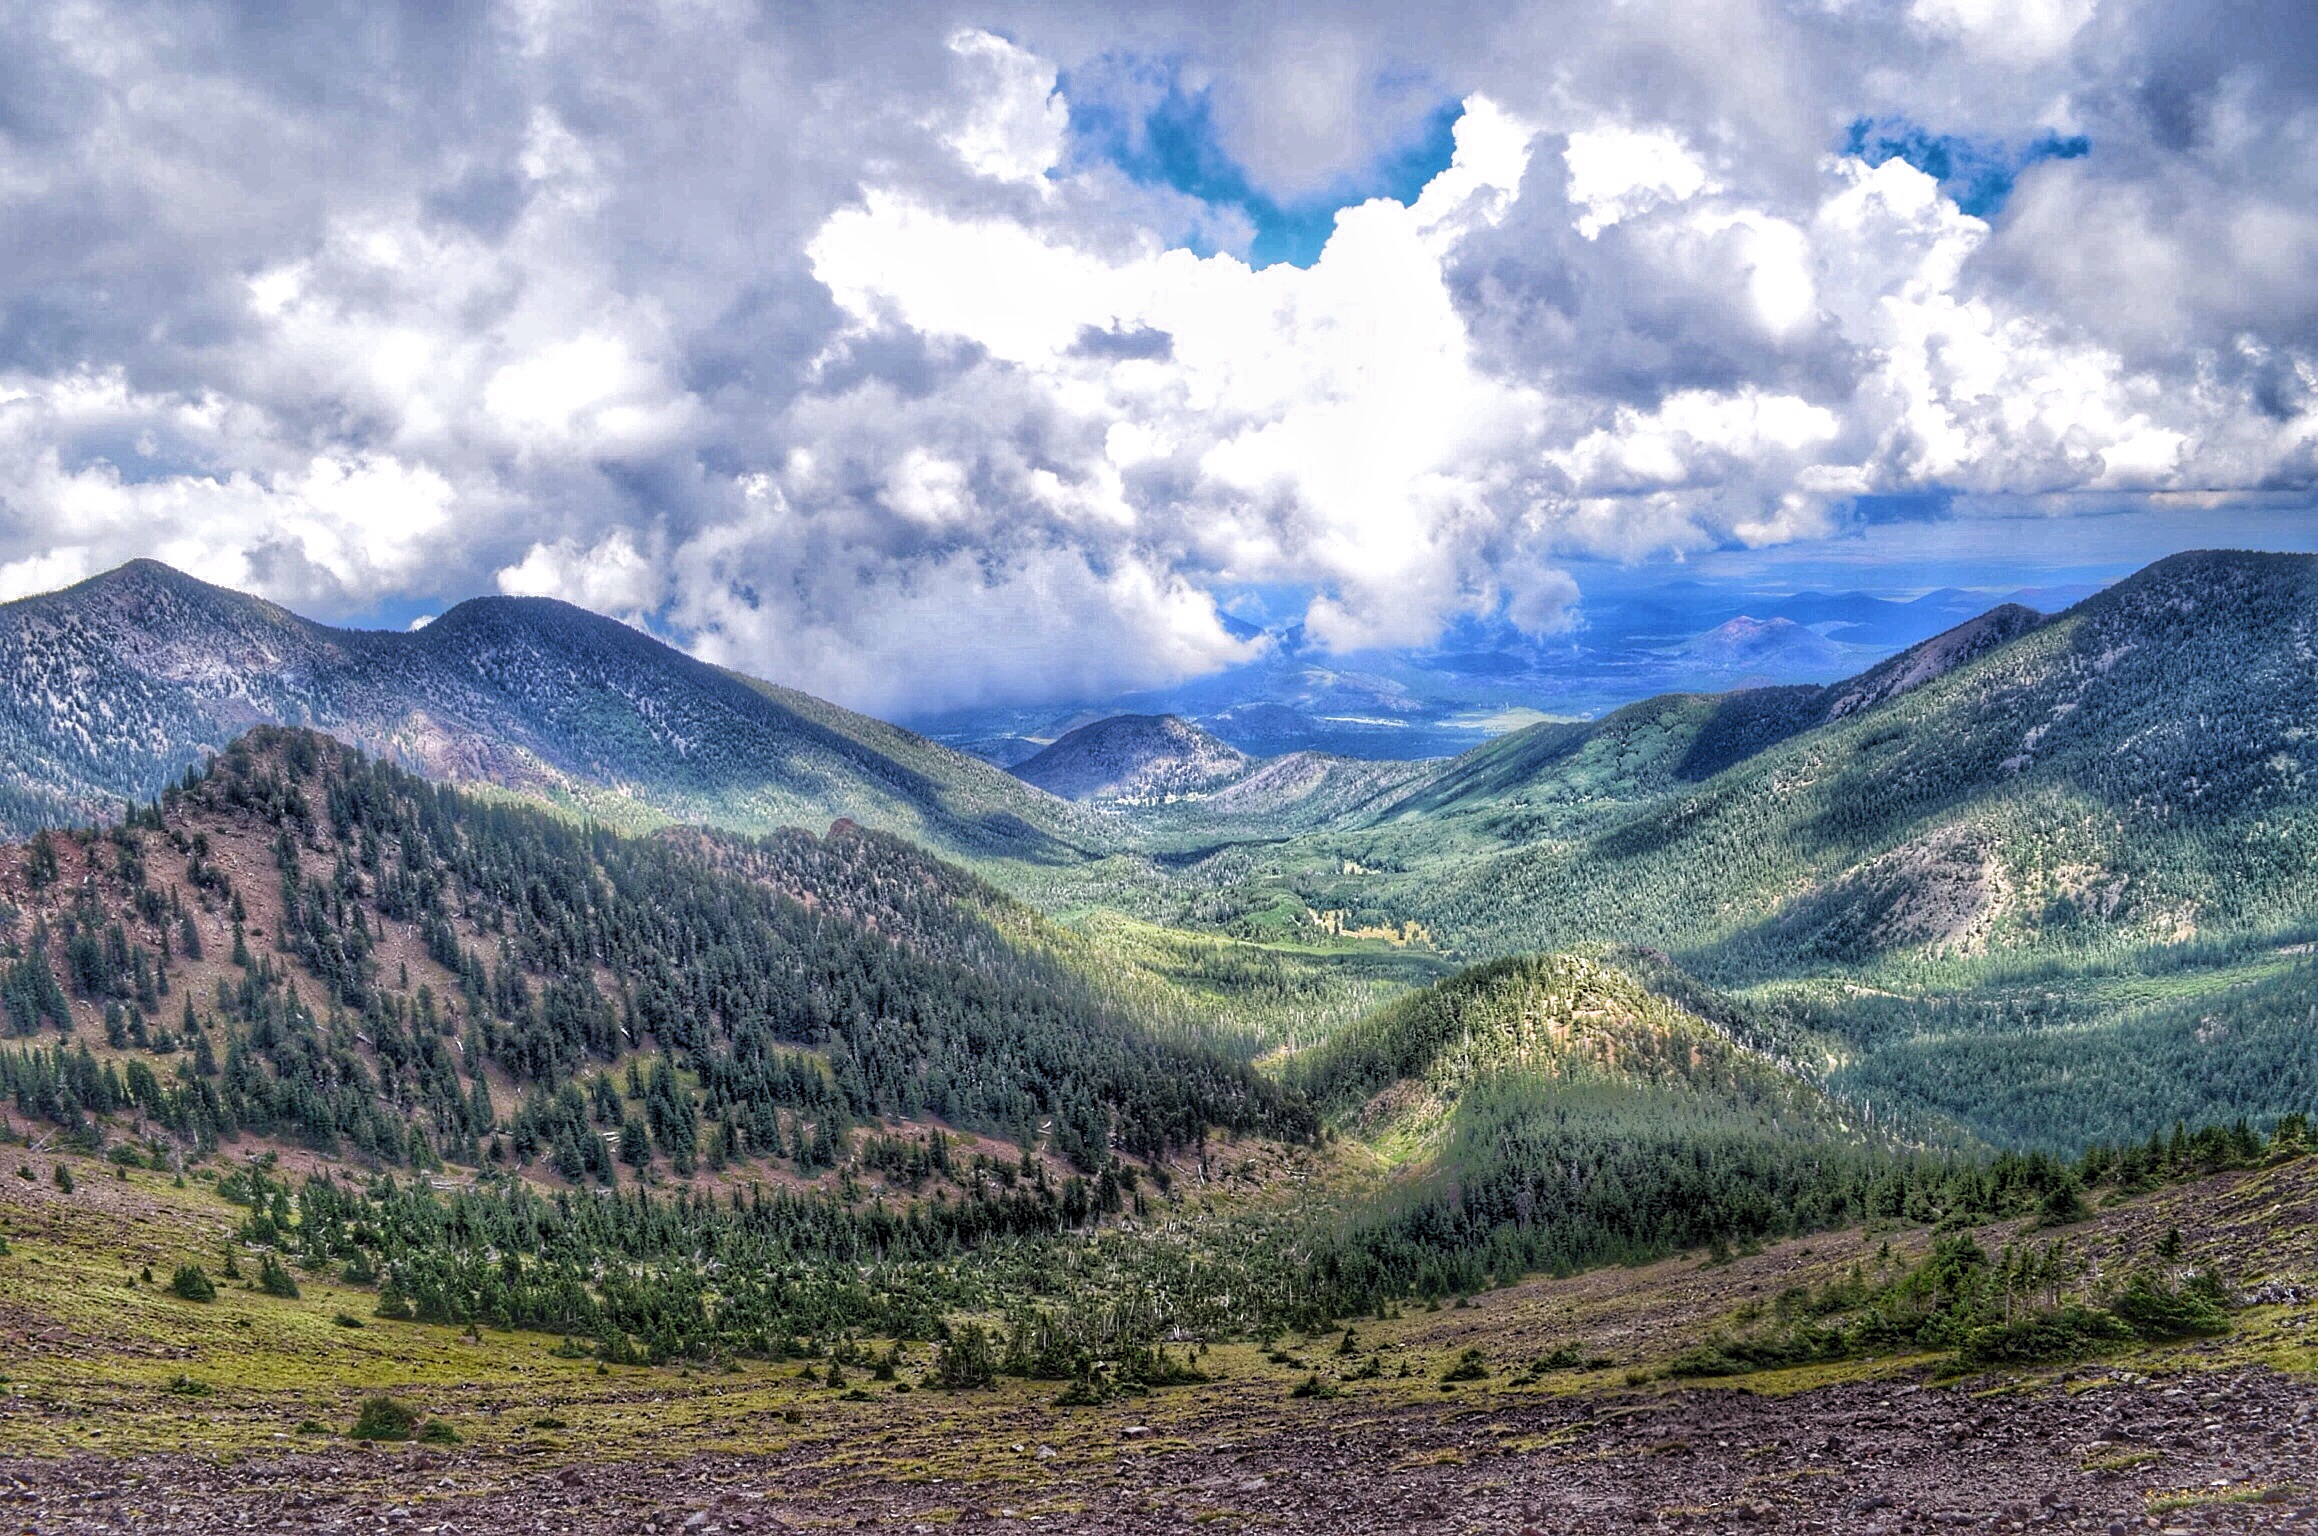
[56,557,284,614]
[0,561,1090,859]
[1669,612,1845,672]
[1012,713,1255,802]
[2082,547,2318,614]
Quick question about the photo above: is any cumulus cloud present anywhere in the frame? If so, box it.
[940,29,1070,187]
[0,0,2308,714]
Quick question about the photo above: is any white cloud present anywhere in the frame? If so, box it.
[941,30,1069,187]
[1563,125,1719,238]
[0,367,461,607]
[802,98,1549,661]
[1909,0,2096,62]
[497,530,663,619]
[0,1,2308,715]
[667,479,1260,714]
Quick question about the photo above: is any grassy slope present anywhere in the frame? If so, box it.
[2,1135,2309,1467]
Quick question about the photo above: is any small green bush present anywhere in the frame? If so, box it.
[416,1419,461,1445]
[167,1265,217,1302]
[331,1311,365,1329]
[2109,1271,2231,1340]
[258,1254,301,1299]
[164,1375,213,1397]
[2037,1180,2091,1227]
[1440,1347,1489,1382]
[350,1396,420,1442]
[927,1322,997,1390]
[374,1277,415,1321]
[1053,1373,1114,1407]
[1955,1307,2136,1368]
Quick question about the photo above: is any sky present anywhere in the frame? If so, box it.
[1,0,2314,719]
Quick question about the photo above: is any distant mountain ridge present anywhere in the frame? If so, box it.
[1663,614,1847,675]
[1323,601,2050,829]
[0,560,1091,859]
[995,603,2055,839]
[1012,714,1253,801]
[1411,550,2318,968]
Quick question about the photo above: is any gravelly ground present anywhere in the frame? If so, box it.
[4,1365,2313,1534]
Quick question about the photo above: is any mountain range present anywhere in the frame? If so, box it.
[2,546,2314,1508]
[911,577,2102,762]
[0,560,1091,862]
[6,548,2318,1159]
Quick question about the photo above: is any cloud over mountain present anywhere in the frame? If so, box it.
[0,1,2309,714]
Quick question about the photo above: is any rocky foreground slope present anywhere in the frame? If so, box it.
[3,1367,2312,1534]
[3,1140,2313,1533]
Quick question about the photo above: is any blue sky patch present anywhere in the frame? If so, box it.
[1065,60,1460,268]
[1843,116,2088,218]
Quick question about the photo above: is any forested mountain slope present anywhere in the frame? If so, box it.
[1284,952,1993,1302]
[1376,602,2045,835]
[0,561,1091,861]
[0,728,1309,1191]
[1290,951,1842,1150]
[1412,551,2318,971]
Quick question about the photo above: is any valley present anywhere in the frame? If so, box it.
[1,550,2316,1530]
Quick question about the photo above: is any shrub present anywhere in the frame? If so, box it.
[350,1396,419,1441]
[928,1322,997,1390]
[416,1419,461,1445]
[2109,1272,2231,1340]
[331,1311,365,1329]
[51,1164,72,1194]
[258,1254,301,1299]
[167,1265,217,1302]
[1956,1307,2135,1368]
[1440,1347,1489,1382]
[164,1375,213,1397]
[1115,1344,1207,1388]
[1053,1374,1112,1407]
[375,1277,415,1321]
[2037,1180,2091,1227]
